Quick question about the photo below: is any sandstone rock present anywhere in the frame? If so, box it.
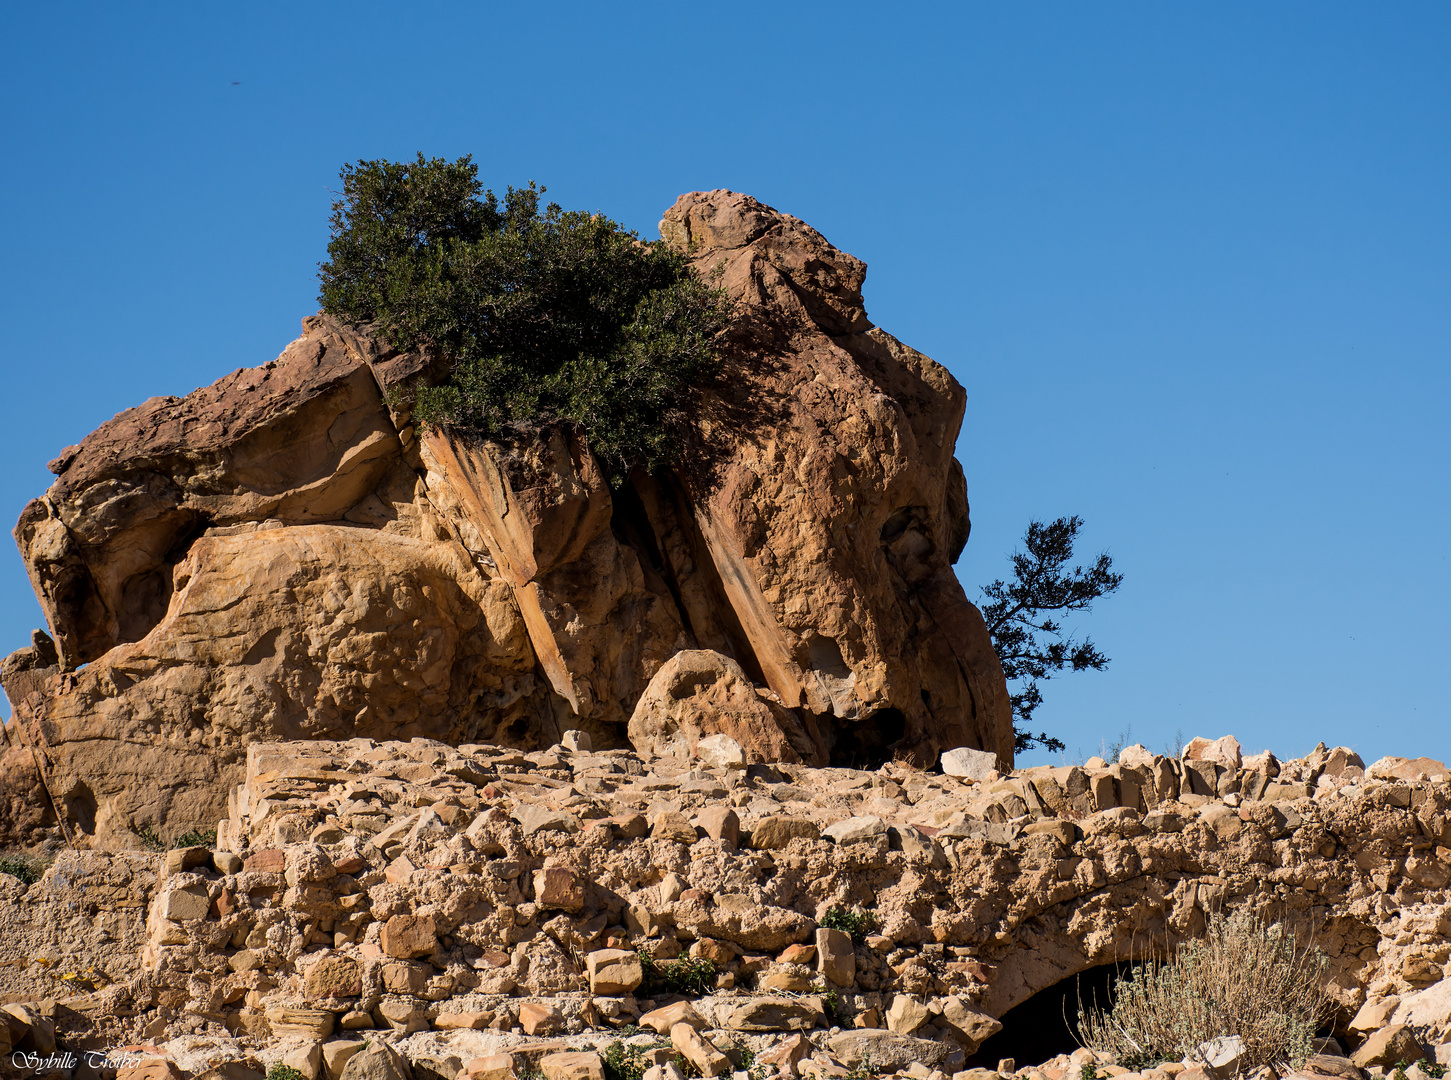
[161,885,210,921]
[376,999,427,1034]
[828,1031,959,1071]
[1350,996,1401,1033]
[758,1035,811,1077]
[463,1054,517,1080]
[823,815,887,845]
[725,997,824,1032]
[748,816,820,850]
[697,733,748,770]
[650,811,699,845]
[641,1001,707,1034]
[281,1039,324,1080]
[937,997,1002,1052]
[672,1022,731,1077]
[266,1007,336,1040]
[586,948,643,994]
[817,927,855,988]
[433,1011,491,1031]
[627,650,818,765]
[518,805,581,836]
[1184,735,1243,771]
[941,747,998,781]
[886,995,931,1034]
[1352,1024,1425,1068]
[322,1039,365,1080]
[305,954,361,1000]
[673,894,814,951]
[760,969,815,992]
[339,1041,412,1080]
[380,914,437,958]
[534,866,585,910]
[561,730,592,752]
[541,1052,606,1080]
[697,805,740,847]
[519,1002,566,1036]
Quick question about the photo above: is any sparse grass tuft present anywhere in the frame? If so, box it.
[172,828,218,849]
[1078,910,1330,1072]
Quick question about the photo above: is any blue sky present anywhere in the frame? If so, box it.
[1,3,1446,766]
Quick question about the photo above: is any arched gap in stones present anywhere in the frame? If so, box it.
[970,961,1130,1068]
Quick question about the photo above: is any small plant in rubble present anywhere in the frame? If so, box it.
[819,905,878,945]
[1077,909,1330,1072]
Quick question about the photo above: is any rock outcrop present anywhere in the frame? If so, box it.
[4,190,1010,849]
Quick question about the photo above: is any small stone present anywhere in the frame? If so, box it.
[588,948,644,994]
[212,851,243,874]
[542,1052,606,1080]
[640,1001,707,1035]
[651,811,700,844]
[823,815,887,845]
[305,954,362,999]
[725,996,824,1032]
[161,885,211,921]
[518,804,581,836]
[321,1038,365,1080]
[816,927,855,988]
[673,1022,732,1077]
[697,805,740,848]
[940,747,998,781]
[243,848,286,873]
[760,969,815,992]
[886,995,931,1034]
[1351,1024,1426,1068]
[779,943,817,964]
[339,1041,411,1080]
[165,846,212,874]
[562,729,592,752]
[465,1054,518,1080]
[435,1011,492,1030]
[534,866,585,911]
[379,914,437,958]
[749,816,820,850]
[696,734,747,770]
[376,999,427,1034]
[520,1002,566,1036]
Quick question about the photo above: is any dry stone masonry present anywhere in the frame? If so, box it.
[3,735,1451,1079]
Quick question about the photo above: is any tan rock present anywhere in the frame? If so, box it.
[587,948,643,994]
[672,1022,731,1077]
[1351,1024,1425,1068]
[749,816,821,850]
[464,1054,517,1080]
[628,650,819,765]
[534,866,585,910]
[520,1002,566,1036]
[434,1011,492,1031]
[339,1041,412,1080]
[376,999,427,1034]
[640,1001,707,1035]
[305,954,362,999]
[886,995,931,1034]
[817,927,855,988]
[760,968,816,992]
[938,997,1003,1053]
[725,997,824,1032]
[698,805,740,847]
[379,914,437,958]
[322,1039,365,1080]
[541,1052,606,1080]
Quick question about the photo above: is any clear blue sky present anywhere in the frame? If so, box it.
[2,3,1446,767]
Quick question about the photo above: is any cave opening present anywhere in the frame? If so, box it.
[827,706,906,769]
[970,963,1129,1067]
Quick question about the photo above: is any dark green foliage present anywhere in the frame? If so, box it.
[819,905,877,945]
[0,853,47,885]
[319,154,732,483]
[980,516,1123,754]
[268,1067,306,1080]
[1080,1064,1099,1080]
[602,1038,669,1080]
[172,828,217,849]
[135,825,165,853]
[820,988,855,1027]
[637,951,717,996]
[1417,1062,1446,1080]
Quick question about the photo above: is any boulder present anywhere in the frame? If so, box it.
[627,650,819,764]
[338,1042,412,1080]
[828,1031,960,1071]
[724,997,824,1032]
[816,927,855,988]
[941,746,999,781]
[1352,1024,1425,1068]
[540,1053,606,1080]
[586,948,643,994]
[671,1022,731,1076]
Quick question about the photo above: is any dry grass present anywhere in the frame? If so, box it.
[1078,910,1331,1072]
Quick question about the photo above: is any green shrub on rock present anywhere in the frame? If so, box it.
[318,154,732,483]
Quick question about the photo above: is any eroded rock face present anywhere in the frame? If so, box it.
[5,190,1012,848]
[658,191,1011,765]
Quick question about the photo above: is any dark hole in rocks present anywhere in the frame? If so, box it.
[826,706,906,769]
[64,782,98,837]
[970,962,1128,1067]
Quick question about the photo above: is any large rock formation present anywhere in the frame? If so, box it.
[4,190,1010,849]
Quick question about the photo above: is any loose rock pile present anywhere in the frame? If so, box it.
[6,734,1451,1079]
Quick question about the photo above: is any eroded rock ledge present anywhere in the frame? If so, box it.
[4,736,1451,1079]
[3,189,1010,850]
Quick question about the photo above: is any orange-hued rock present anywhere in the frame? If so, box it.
[6,190,1012,848]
